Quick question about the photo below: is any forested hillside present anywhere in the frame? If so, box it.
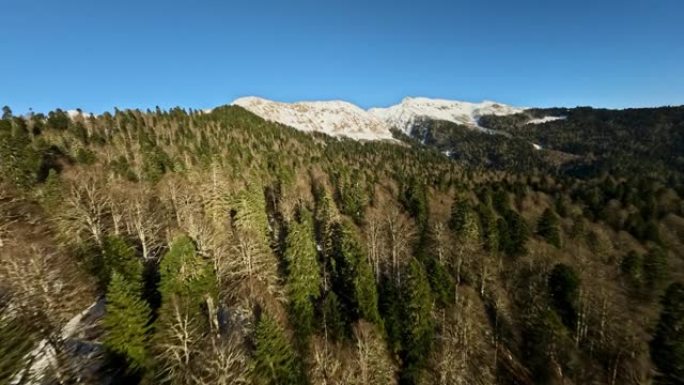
[1,104,684,385]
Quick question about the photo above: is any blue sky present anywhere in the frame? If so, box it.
[1,0,682,113]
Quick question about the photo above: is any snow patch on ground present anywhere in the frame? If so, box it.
[11,301,101,385]
[526,116,566,124]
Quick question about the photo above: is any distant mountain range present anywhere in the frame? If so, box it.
[232,96,564,140]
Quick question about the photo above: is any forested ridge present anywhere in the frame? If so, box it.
[1,103,684,385]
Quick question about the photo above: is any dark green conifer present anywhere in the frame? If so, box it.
[651,282,684,385]
[538,208,562,248]
[103,271,152,370]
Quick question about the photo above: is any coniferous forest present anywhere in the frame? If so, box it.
[1,103,684,385]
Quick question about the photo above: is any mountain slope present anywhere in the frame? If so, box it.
[232,96,528,140]
[232,96,394,140]
[369,96,525,134]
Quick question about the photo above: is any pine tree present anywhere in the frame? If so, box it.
[651,282,684,385]
[450,199,480,243]
[251,313,306,385]
[538,208,562,248]
[152,236,217,382]
[644,247,668,290]
[399,259,434,384]
[477,203,499,252]
[328,220,381,326]
[548,264,580,330]
[98,236,143,289]
[285,209,322,338]
[158,236,217,319]
[502,209,529,257]
[103,271,152,370]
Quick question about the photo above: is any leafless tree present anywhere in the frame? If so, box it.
[124,186,163,261]
[352,321,397,385]
[191,333,250,385]
[384,208,415,284]
[58,172,110,247]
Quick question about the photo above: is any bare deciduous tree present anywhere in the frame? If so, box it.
[58,173,110,247]
[124,186,163,261]
[384,208,415,284]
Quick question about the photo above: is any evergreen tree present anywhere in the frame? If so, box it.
[320,291,346,341]
[651,282,684,385]
[477,203,499,252]
[644,247,668,290]
[401,177,429,230]
[285,209,321,338]
[621,251,644,289]
[548,263,580,330]
[538,208,562,248]
[328,220,381,327]
[158,236,217,317]
[251,313,306,385]
[399,259,434,384]
[501,209,529,257]
[96,236,143,289]
[449,198,480,252]
[103,271,152,370]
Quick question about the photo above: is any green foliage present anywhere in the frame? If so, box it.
[621,251,644,289]
[499,209,529,257]
[399,259,434,384]
[449,198,479,241]
[76,147,97,165]
[46,109,70,130]
[328,221,381,327]
[522,309,575,384]
[0,126,40,187]
[251,313,306,385]
[284,209,321,338]
[651,282,684,385]
[644,247,668,290]
[331,168,367,223]
[538,208,562,248]
[400,176,429,229]
[548,263,580,329]
[158,236,217,321]
[477,203,499,252]
[103,271,152,370]
[141,143,172,183]
[96,236,143,289]
[0,309,36,383]
[320,291,346,341]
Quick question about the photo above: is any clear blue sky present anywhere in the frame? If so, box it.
[1,0,682,113]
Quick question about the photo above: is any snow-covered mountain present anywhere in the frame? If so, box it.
[368,97,525,134]
[232,96,394,140]
[231,96,527,140]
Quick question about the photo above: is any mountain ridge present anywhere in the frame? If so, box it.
[232,96,547,140]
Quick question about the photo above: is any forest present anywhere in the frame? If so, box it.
[1,103,684,385]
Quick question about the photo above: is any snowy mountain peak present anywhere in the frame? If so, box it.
[231,96,526,141]
[232,96,394,141]
[369,97,525,134]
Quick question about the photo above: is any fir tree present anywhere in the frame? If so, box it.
[158,236,217,318]
[285,209,321,338]
[538,208,562,248]
[399,258,434,384]
[103,271,152,370]
[548,263,580,330]
[328,220,381,327]
[251,313,306,385]
[651,282,684,385]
